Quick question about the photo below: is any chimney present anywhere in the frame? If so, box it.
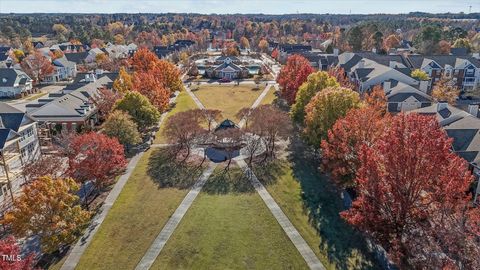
[333,48,339,56]
[358,59,365,68]
[472,53,480,60]
[419,80,429,93]
[437,102,448,112]
[383,81,391,92]
[468,104,479,117]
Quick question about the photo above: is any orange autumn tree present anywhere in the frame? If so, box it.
[152,60,183,93]
[113,66,133,93]
[133,71,171,112]
[321,106,388,189]
[130,47,159,72]
[4,176,90,254]
[342,113,480,269]
[364,85,387,114]
[277,54,314,104]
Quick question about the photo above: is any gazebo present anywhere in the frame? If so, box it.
[205,119,243,162]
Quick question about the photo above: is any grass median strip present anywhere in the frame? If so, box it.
[76,149,203,270]
[151,166,309,270]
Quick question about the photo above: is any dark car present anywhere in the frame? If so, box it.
[219,77,231,83]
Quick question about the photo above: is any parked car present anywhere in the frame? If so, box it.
[219,77,231,83]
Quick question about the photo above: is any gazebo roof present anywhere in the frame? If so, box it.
[214,119,238,132]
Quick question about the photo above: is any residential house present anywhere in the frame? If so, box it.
[413,102,480,204]
[0,68,33,98]
[0,53,14,68]
[44,56,77,83]
[50,42,86,53]
[31,41,44,49]
[384,80,432,112]
[126,43,138,56]
[277,43,312,64]
[406,55,480,91]
[295,51,339,71]
[205,56,249,79]
[0,103,40,212]
[64,51,89,65]
[339,55,419,92]
[390,39,416,54]
[26,71,118,132]
[85,47,105,63]
[153,40,196,60]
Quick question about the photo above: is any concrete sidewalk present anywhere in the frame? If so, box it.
[236,159,326,270]
[135,162,218,270]
[60,92,180,270]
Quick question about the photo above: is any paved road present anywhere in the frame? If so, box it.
[135,162,218,270]
[236,159,326,270]
[60,92,180,270]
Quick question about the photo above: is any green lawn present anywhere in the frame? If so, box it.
[192,84,263,121]
[152,166,309,270]
[75,149,203,270]
[260,87,278,105]
[253,143,380,270]
[154,91,198,144]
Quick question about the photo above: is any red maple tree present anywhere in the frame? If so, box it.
[342,113,480,269]
[320,106,387,189]
[276,54,314,104]
[0,236,36,270]
[67,132,127,190]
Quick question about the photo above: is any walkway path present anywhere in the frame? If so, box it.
[238,83,272,128]
[60,92,180,270]
[236,159,326,270]
[135,162,218,270]
[185,85,207,110]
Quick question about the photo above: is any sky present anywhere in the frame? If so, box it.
[0,0,479,14]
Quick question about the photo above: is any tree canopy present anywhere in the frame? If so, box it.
[290,71,339,123]
[277,54,314,105]
[103,110,142,147]
[342,113,480,269]
[4,176,90,254]
[114,91,161,130]
[304,86,361,146]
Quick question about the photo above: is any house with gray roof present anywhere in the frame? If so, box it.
[406,55,480,91]
[385,80,432,112]
[0,103,40,211]
[0,68,33,98]
[27,72,118,132]
[43,56,77,83]
[343,56,420,92]
[205,57,249,79]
